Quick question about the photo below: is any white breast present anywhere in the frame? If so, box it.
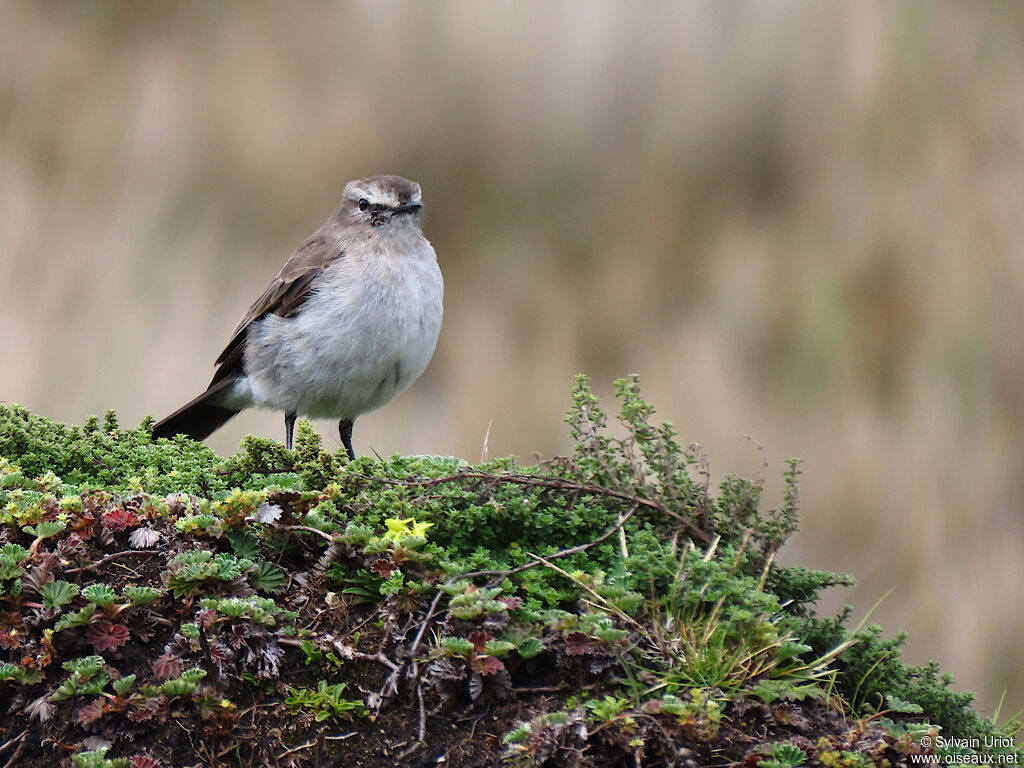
[237,242,443,420]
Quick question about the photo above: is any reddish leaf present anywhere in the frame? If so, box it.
[370,558,396,577]
[499,596,522,610]
[128,699,159,723]
[100,507,140,531]
[468,631,490,653]
[471,655,505,676]
[564,631,595,656]
[57,532,89,553]
[76,697,110,725]
[69,510,96,532]
[0,627,21,651]
[126,613,158,643]
[129,756,163,768]
[86,621,130,652]
[152,652,183,680]
[205,640,228,666]
[227,622,252,649]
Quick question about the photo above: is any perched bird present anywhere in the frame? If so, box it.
[152,175,444,460]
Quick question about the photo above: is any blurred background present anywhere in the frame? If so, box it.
[1,1,1022,717]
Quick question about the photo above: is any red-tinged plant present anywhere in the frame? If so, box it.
[472,654,505,676]
[564,631,597,655]
[0,612,24,650]
[152,652,183,680]
[76,696,112,725]
[100,507,141,531]
[370,558,397,577]
[85,620,131,653]
[68,509,96,533]
[127,699,160,723]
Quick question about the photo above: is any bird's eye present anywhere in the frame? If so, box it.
[358,198,370,212]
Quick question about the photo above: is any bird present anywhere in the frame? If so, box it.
[151,175,444,460]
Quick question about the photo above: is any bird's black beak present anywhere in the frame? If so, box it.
[392,201,423,215]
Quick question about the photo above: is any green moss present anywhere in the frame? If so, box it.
[0,380,1016,766]
[0,405,223,496]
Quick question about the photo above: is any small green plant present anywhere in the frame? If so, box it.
[122,585,162,606]
[618,539,848,698]
[643,690,724,741]
[0,661,43,684]
[584,694,631,722]
[297,639,342,669]
[52,655,109,701]
[54,604,98,632]
[166,550,254,597]
[174,513,221,535]
[25,518,67,540]
[198,595,281,626]
[444,583,509,620]
[0,544,27,593]
[818,750,875,768]
[40,579,79,609]
[250,561,287,593]
[284,680,367,722]
[758,742,809,768]
[226,529,261,560]
[159,668,207,697]
[70,746,128,768]
[82,583,118,607]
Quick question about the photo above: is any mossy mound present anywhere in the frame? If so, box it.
[0,377,1016,768]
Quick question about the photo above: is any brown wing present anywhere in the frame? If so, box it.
[209,232,343,387]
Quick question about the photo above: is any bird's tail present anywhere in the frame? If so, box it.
[151,384,240,442]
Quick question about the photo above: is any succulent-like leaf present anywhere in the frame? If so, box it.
[82,583,118,607]
[226,530,261,560]
[100,507,140,531]
[0,556,25,581]
[41,580,80,609]
[62,655,106,676]
[122,585,163,606]
[55,604,97,633]
[250,561,287,593]
[112,673,137,697]
[0,662,43,684]
[24,520,67,539]
[517,637,545,659]
[0,544,29,562]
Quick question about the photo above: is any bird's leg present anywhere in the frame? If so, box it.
[339,419,355,461]
[285,411,297,450]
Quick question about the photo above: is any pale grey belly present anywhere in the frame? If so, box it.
[229,292,441,419]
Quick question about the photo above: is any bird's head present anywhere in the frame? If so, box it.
[338,175,424,235]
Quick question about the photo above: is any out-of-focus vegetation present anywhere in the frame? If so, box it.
[1,1,1022,716]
